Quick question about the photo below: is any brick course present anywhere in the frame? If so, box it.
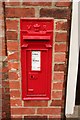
[55,32,67,42]
[5,8,35,18]
[40,8,71,19]
[56,0,71,7]
[56,21,68,31]
[6,31,18,40]
[6,20,18,31]
[22,2,52,6]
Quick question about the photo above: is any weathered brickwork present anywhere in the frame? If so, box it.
[0,2,11,119]
[2,1,72,119]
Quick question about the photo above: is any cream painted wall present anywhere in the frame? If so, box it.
[65,1,79,115]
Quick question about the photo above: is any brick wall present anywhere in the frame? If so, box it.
[4,1,71,119]
[0,2,3,119]
[0,2,11,119]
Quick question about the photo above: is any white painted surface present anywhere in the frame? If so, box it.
[65,1,79,115]
[32,51,41,71]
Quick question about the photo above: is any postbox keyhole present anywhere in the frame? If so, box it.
[31,75,34,79]
[31,75,33,78]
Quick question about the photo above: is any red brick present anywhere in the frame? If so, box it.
[2,41,5,49]
[7,42,18,51]
[8,52,18,60]
[0,7,3,14]
[5,88,10,93]
[54,73,64,81]
[2,73,8,80]
[11,116,22,119]
[2,81,9,88]
[8,72,19,80]
[53,82,64,90]
[2,48,5,56]
[50,100,63,106]
[22,2,51,6]
[55,44,67,52]
[40,8,71,19]
[6,31,18,40]
[6,20,18,30]
[0,88,2,93]
[55,32,67,42]
[11,99,22,106]
[2,67,8,73]
[8,62,19,70]
[2,94,10,100]
[6,8,35,18]
[2,49,6,56]
[9,81,20,89]
[11,108,35,115]
[2,112,7,119]
[24,116,47,119]
[0,15,3,19]
[54,64,65,71]
[56,1,71,7]
[54,53,66,62]
[2,93,9,100]
[49,115,61,119]
[24,101,48,107]
[56,21,68,30]
[52,91,63,99]
[5,1,20,6]
[10,90,20,98]
[37,108,61,115]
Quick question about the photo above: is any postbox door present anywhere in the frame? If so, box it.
[26,49,48,97]
[21,19,53,100]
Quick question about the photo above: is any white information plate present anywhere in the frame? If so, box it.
[32,51,41,71]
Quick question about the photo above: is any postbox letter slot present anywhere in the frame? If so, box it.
[23,36,50,41]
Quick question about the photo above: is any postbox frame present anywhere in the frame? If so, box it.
[20,18,54,100]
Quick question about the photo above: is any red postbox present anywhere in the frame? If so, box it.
[20,19,54,100]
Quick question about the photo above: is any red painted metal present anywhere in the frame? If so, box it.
[20,19,54,100]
